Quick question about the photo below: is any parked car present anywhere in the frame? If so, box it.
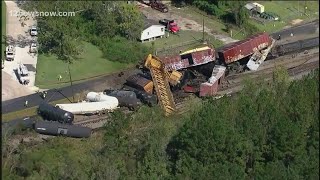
[5,45,15,61]
[29,43,37,53]
[30,26,37,36]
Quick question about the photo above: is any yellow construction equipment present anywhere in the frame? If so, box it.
[144,54,176,116]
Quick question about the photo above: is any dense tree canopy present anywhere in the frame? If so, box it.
[2,68,318,179]
[21,1,149,63]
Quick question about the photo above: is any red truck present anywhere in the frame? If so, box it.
[159,19,180,33]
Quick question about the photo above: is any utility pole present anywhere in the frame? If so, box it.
[68,63,75,103]
[202,15,205,43]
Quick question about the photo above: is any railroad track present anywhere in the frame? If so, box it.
[221,52,319,90]
[4,46,319,146]
[221,60,319,91]
[226,49,319,81]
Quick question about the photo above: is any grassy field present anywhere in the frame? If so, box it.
[173,6,248,40]
[172,1,319,40]
[144,30,223,56]
[35,42,134,89]
[250,1,320,32]
[2,1,6,61]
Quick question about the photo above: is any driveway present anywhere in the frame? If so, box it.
[2,1,38,101]
[139,3,239,44]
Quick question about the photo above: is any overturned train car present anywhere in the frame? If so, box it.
[34,121,91,138]
[106,90,142,110]
[218,33,272,65]
[160,46,216,71]
[38,103,74,124]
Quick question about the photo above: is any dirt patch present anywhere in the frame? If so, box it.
[138,3,238,44]
[291,19,303,25]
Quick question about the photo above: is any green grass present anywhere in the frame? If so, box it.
[144,30,223,56]
[172,2,319,40]
[250,1,319,33]
[2,1,6,61]
[173,6,247,40]
[35,42,134,89]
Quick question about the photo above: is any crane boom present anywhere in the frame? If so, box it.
[144,54,176,116]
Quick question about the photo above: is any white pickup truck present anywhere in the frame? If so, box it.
[17,63,30,85]
[6,45,16,61]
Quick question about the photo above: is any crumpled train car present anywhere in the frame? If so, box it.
[160,46,216,71]
[218,33,272,64]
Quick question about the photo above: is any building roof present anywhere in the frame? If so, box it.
[245,3,255,10]
[144,18,163,29]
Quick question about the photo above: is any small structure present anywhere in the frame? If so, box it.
[245,2,264,14]
[140,18,166,42]
[199,65,226,97]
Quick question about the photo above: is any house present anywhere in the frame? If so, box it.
[140,19,166,42]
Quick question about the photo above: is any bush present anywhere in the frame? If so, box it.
[99,36,152,64]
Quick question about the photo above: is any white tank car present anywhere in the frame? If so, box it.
[56,100,119,115]
[86,92,117,102]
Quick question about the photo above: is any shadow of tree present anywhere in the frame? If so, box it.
[3,35,34,48]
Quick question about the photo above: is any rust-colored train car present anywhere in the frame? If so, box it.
[126,74,154,94]
[199,65,226,97]
[218,33,272,64]
[160,46,216,71]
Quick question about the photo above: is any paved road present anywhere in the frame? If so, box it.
[2,20,319,116]
[2,69,140,115]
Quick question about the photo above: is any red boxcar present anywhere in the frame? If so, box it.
[199,65,226,97]
[160,46,216,71]
[218,33,272,64]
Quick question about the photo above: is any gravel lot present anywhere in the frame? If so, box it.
[138,2,238,44]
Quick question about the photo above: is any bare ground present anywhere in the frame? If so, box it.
[2,1,38,101]
[138,3,238,44]
[2,71,33,101]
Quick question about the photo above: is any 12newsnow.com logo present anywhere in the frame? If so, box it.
[10,10,76,17]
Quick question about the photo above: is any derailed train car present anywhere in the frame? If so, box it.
[160,46,216,71]
[2,117,36,135]
[38,103,74,124]
[106,90,142,110]
[56,100,119,115]
[218,33,272,65]
[121,86,158,107]
[126,74,154,94]
[34,121,91,138]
